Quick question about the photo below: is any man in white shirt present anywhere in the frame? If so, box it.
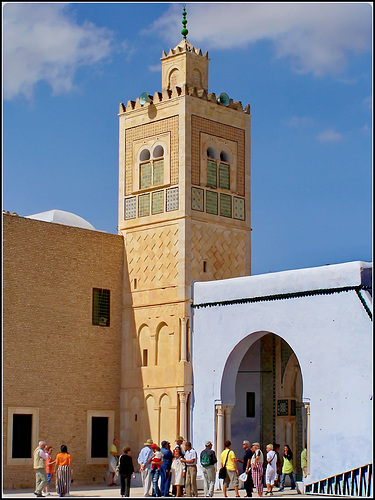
[137,439,154,497]
[181,441,198,497]
[265,444,277,496]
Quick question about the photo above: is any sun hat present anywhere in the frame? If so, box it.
[144,439,154,446]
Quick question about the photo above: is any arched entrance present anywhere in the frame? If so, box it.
[216,332,306,478]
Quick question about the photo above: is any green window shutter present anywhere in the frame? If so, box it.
[219,163,230,190]
[139,193,150,217]
[220,193,232,218]
[207,160,217,188]
[153,160,164,187]
[206,190,218,215]
[140,162,152,189]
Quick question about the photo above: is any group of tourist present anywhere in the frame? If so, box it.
[112,436,303,497]
[33,441,72,498]
[33,436,304,498]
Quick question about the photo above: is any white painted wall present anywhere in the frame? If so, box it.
[191,261,372,485]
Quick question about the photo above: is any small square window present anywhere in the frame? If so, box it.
[92,289,110,327]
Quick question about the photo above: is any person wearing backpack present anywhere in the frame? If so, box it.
[200,441,217,497]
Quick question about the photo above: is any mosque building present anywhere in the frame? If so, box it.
[3,9,372,493]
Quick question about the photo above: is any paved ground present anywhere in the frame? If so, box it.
[3,484,307,498]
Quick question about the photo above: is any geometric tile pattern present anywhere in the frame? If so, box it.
[126,225,179,289]
[152,190,164,215]
[139,193,150,217]
[191,187,204,212]
[124,197,136,220]
[166,187,179,212]
[191,222,247,282]
[191,116,245,196]
[220,193,232,218]
[206,190,218,215]
[233,197,245,220]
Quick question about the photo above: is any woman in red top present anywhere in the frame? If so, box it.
[55,445,72,497]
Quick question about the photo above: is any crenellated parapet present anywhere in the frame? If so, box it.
[161,39,209,60]
[119,84,250,114]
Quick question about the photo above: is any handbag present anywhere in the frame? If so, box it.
[219,450,230,479]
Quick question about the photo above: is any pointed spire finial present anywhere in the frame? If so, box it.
[181,5,188,40]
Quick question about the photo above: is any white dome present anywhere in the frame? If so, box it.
[25,209,96,230]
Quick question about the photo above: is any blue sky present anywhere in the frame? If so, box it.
[3,2,372,275]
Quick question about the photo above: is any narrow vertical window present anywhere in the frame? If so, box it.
[246,392,255,418]
[92,289,110,327]
[203,261,207,273]
[143,349,148,367]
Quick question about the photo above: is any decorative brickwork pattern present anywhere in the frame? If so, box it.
[125,117,178,196]
[191,116,245,196]
[191,222,247,281]
[126,225,179,289]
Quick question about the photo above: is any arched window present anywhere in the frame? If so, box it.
[169,68,179,88]
[139,144,165,190]
[207,147,216,159]
[140,149,151,161]
[220,151,230,163]
[206,147,230,190]
[153,145,164,158]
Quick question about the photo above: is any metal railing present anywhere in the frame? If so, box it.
[305,463,372,497]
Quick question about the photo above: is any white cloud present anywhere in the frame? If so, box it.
[3,3,113,100]
[150,3,371,76]
[148,64,161,73]
[285,116,315,127]
[316,129,344,143]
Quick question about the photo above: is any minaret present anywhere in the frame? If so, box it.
[118,7,251,451]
